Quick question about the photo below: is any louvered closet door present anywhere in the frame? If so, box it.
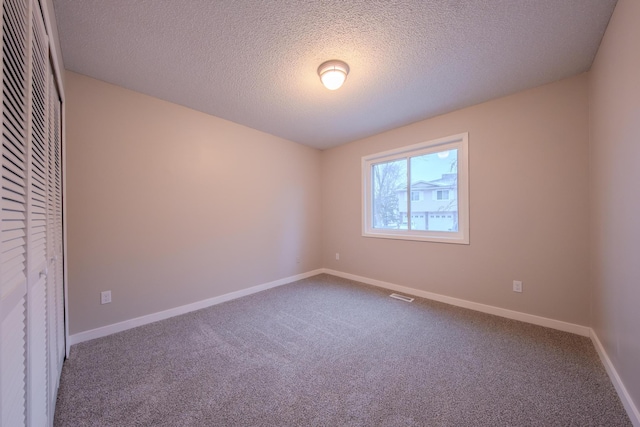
[46,72,63,417]
[0,0,29,425]
[1,1,64,426]
[27,3,49,426]
[53,85,62,372]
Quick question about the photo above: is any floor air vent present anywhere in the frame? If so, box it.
[389,293,414,302]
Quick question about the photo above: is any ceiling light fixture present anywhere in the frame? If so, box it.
[318,60,350,90]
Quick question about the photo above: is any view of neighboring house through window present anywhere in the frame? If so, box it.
[362,133,469,244]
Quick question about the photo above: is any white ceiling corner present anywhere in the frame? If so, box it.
[52,0,617,150]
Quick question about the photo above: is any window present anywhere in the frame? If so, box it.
[362,133,469,244]
[436,190,449,200]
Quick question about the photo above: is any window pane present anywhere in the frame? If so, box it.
[372,159,407,229]
[410,149,458,232]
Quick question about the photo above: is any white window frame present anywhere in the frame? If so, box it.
[362,132,469,244]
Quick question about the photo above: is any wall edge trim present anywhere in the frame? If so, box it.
[68,269,324,346]
[321,268,591,336]
[68,268,638,424]
[591,329,640,426]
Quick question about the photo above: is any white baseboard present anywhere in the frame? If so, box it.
[321,268,591,337]
[68,269,324,346]
[70,267,590,343]
[591,330,640,427]
[321,270,640,424]
[68,267,637,424]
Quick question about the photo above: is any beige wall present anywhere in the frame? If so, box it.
[67,71,594,333]
[322,74,590,325]
[66,71,322,334]
[588,0,640,411]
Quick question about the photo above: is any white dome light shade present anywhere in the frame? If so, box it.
[318,60,350,90]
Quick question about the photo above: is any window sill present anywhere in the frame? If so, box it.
[362,230,469,245]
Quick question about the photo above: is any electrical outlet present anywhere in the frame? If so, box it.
[336,253,340,261]
[101,290,112,304]
[513,281,523,293]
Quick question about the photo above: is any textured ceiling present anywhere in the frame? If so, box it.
[53,0,617,150]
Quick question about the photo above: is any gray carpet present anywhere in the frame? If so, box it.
[54,274,632,426]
